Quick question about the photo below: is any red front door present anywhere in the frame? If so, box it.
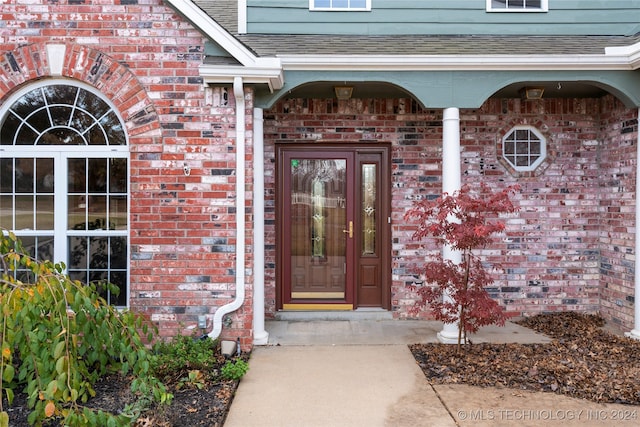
[277,144,391,310]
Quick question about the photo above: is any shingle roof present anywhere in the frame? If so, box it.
[193,1,639,57]
[236,34,639,56]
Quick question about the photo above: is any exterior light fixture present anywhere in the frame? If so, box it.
[334,86,353,100]
[520,87,545,100]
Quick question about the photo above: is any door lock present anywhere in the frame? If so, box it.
[342,221,353,238]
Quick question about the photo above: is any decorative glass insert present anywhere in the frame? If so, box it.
[487,0,548,12]
[311,179,326,258]
[361,164,376,255]
[502,125,546,171]
[310,0,371,11]
[289,156,347,300]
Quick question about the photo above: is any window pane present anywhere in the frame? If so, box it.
[0,158,13,192]
[109,158,127,192]
[111,236,128,269]
[11,88,45,118]
[68,236,88,269]
[15,158,34,193]
[36,158,54,192]
[315,0,330,7]
[1,114,20,145]
[103,112,126,146]
[68,158,86,192]
[88,122,107,145]
[88,196,107,229]
[36,195,54,230]
[109,195,128,229]
[88,158,107,192]
[530,141,541,154]
[15,195,33,229]
[516,142,529,155]
[109,271,128,306]
[0,195,13,229]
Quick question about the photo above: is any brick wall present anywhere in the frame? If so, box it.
[263,96,638,332]
[598,99,638,329]
[0,0,253,345]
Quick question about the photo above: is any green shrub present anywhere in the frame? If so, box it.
[221,359,249,381]
[0,230,171,427]
[151,335,221,381]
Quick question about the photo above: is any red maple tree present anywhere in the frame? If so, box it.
[404,183,520,351]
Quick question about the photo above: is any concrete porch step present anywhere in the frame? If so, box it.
[274,308,394,322]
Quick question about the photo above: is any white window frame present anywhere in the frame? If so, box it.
[486,0,548,12]
[310,0,371,11]
[0,79,130,307]
[501,125,547,172]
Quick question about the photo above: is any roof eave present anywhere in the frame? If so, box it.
[200,64,284,91]
[278,54,640,71]
[605,40,640,70]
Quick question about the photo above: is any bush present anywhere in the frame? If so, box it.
[0,231,170,427]
[221,359,249,381]
[151,335,221,381]
[404,184,519,351]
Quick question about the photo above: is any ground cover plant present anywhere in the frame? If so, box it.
[411,312,640,405]
[1,231,248,426]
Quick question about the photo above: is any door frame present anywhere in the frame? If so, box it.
[275,142,392,311]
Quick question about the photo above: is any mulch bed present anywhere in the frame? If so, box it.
[410,312,640,405]
[6,312,639,426]
[2,359,244,427]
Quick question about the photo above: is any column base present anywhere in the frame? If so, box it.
[253,330,269,346]
[437,326,462,345]
[625,329,640,341]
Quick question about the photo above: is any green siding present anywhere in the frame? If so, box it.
[254,70,640,109]
[246,1,640,36]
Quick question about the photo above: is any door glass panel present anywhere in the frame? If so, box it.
[362,163,377,255]
[290,158,347,299]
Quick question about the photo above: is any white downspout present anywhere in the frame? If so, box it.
[209,77,246,339]
[253,107,269,345]
[626,107,640,340]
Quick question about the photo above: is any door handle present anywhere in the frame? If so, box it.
[342,221,353,238]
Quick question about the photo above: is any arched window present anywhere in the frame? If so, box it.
[0,81,129,306]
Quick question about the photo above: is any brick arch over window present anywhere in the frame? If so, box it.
[0,43,159,139]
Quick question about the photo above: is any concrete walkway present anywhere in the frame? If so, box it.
[224,318,636,427]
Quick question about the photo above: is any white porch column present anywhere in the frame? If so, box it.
[437,107,463,344]
[253,107,269,345]
[626,107,640,340]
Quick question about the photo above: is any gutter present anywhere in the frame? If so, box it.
[277,53,640,71]
[209,76,246,340]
